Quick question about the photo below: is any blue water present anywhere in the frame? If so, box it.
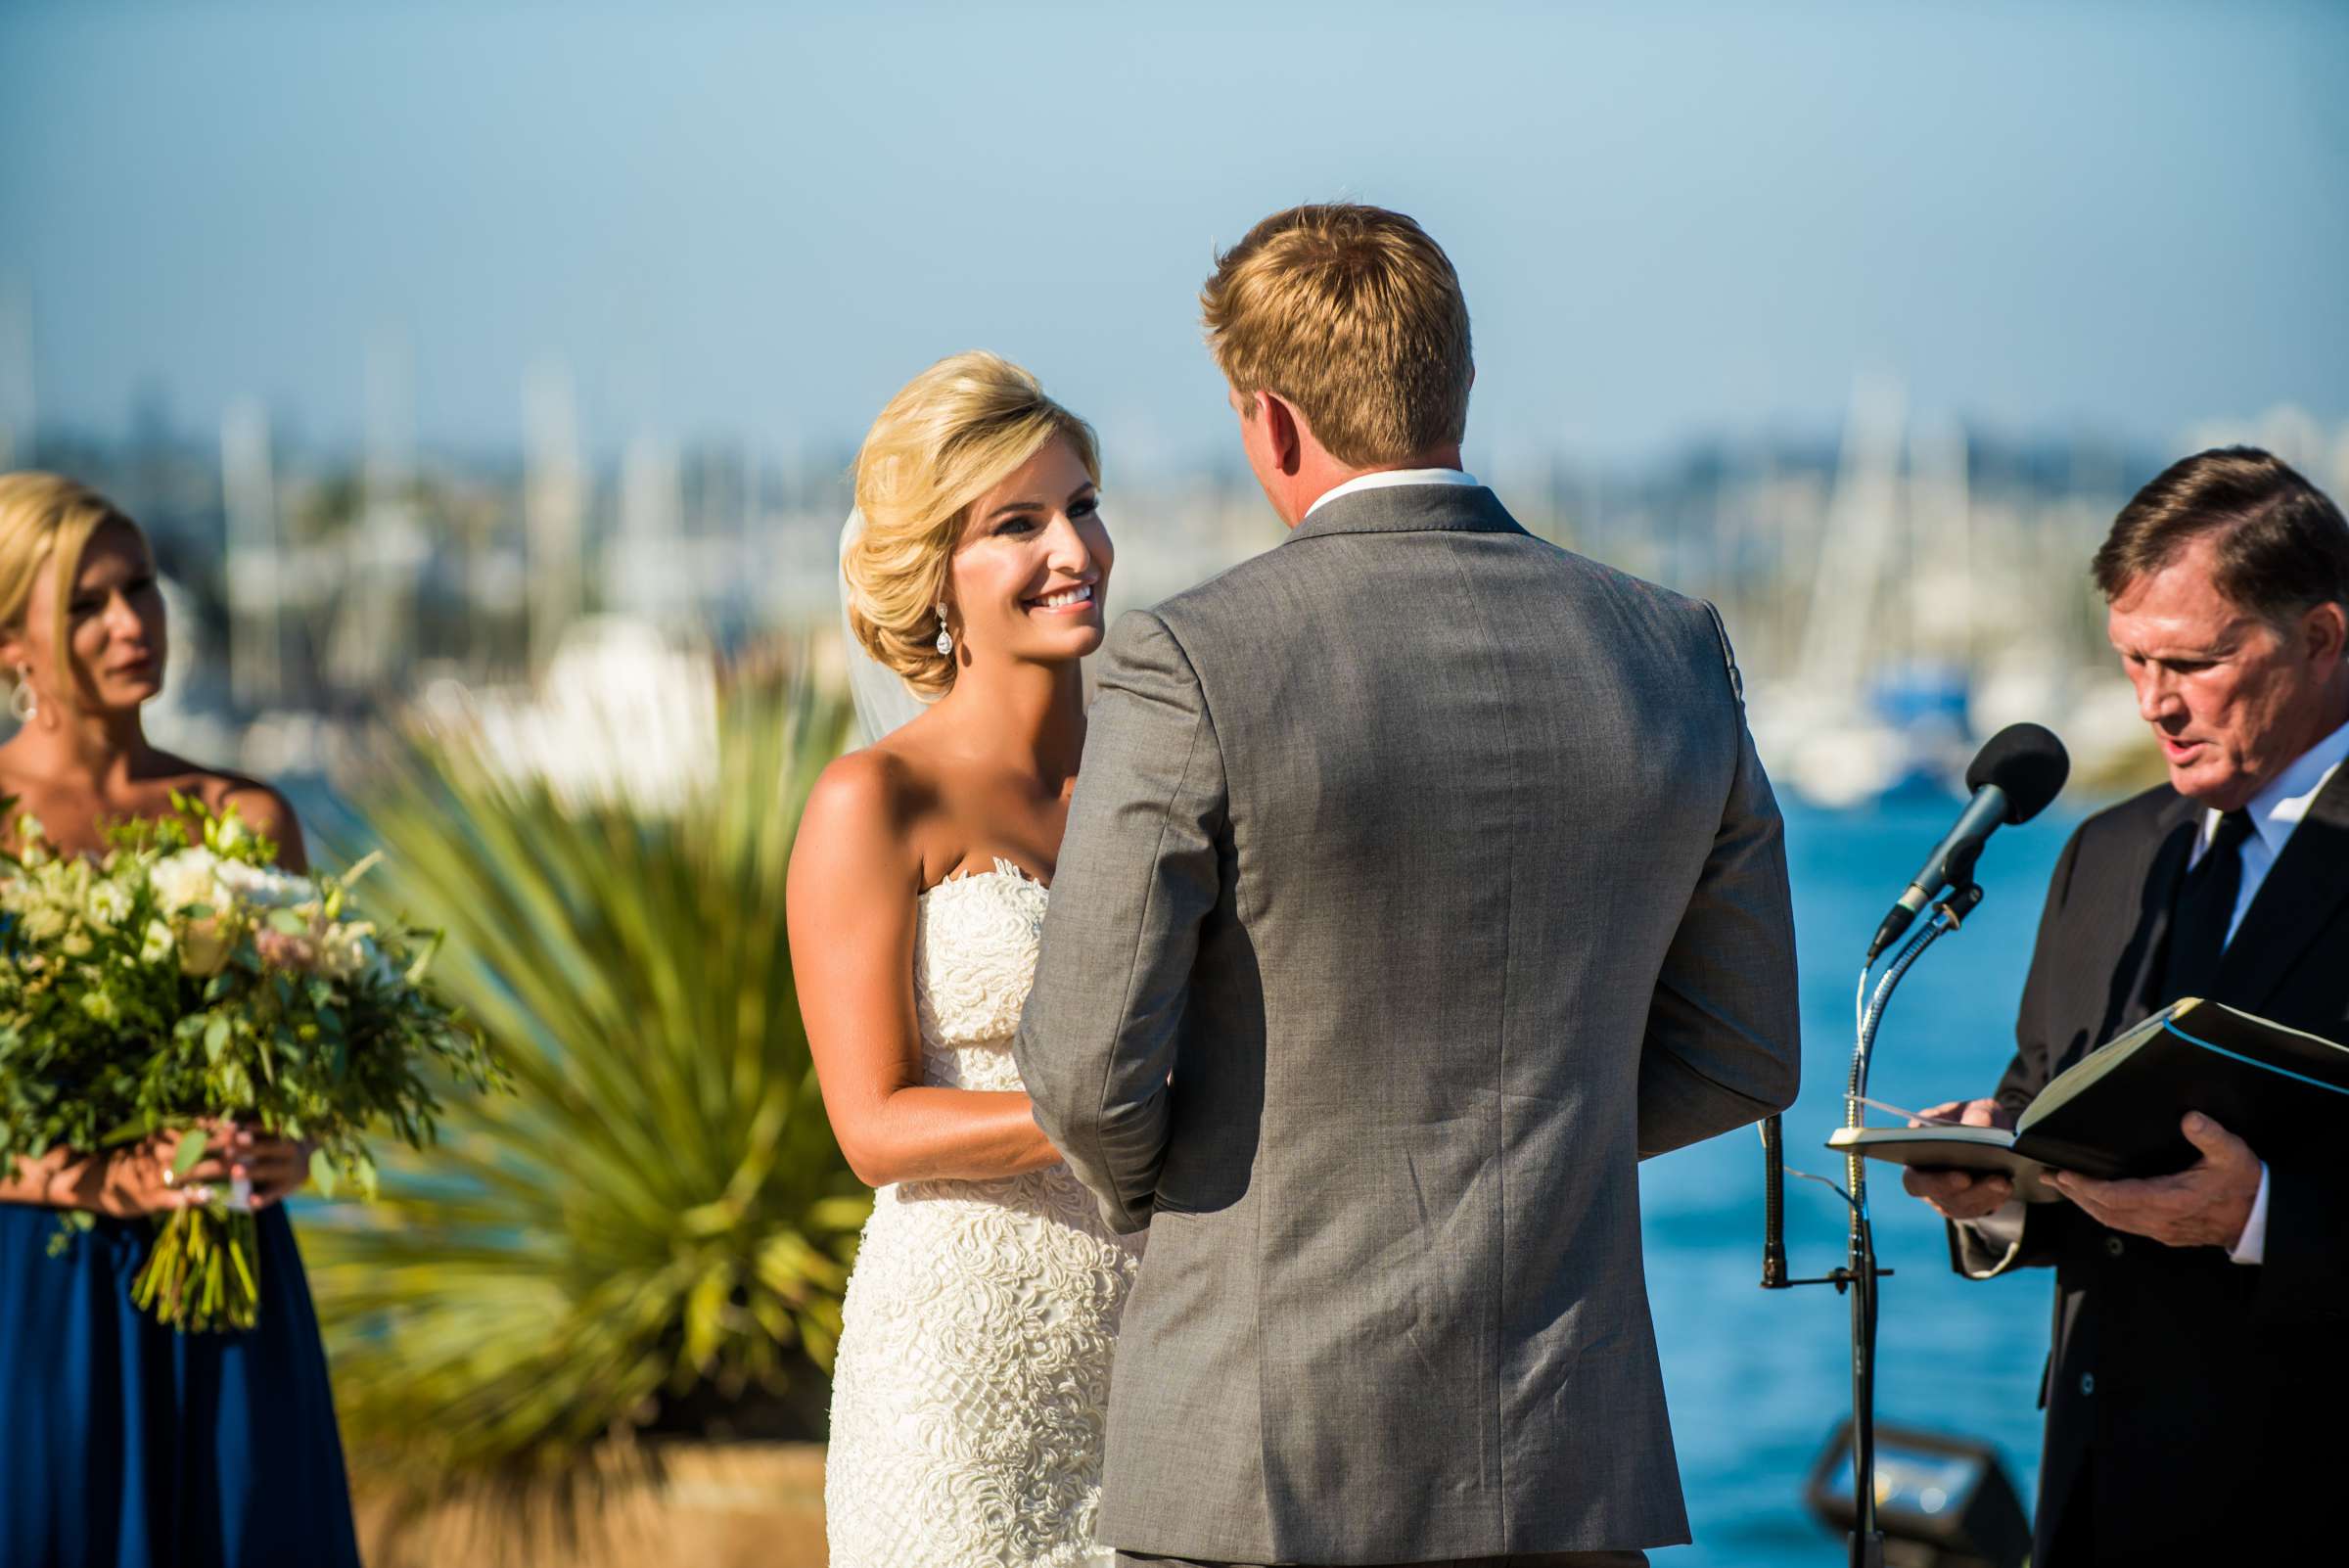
[1642,796,2078,1565]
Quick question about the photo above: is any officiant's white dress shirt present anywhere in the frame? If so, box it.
[2189,713,2349,1264]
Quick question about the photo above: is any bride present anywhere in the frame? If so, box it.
[787,351,1140,1566]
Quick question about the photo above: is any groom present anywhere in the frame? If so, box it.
[1014,203,1802,1568]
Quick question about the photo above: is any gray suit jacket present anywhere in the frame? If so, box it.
[1012,483,1801,1564]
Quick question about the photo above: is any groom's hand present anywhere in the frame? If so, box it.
[1901,1097,2017,1221]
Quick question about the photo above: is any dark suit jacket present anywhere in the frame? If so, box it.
[1952,767,2349,1563]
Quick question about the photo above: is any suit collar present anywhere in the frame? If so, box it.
[1303,466,1483,519]
[2152,785,2200,835]
[1283,483,1529,545]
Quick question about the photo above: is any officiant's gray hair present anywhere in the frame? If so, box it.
[2094,446,2349,636]
[845,352,1098,697]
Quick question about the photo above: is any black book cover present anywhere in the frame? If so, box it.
[2010,1000,2349,1179]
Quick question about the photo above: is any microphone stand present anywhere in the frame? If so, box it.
[1761,876,1984,1568]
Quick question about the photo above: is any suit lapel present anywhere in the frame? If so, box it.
[2082,794,2198,1059]
[2217,761,2349,1011]
[2129,805,2200,1024]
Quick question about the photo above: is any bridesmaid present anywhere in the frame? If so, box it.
[0,473,362,1568]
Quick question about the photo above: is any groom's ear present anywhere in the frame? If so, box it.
[1261,392,1304,477]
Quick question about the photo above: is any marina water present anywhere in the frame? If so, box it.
[1645,794,2081,1565]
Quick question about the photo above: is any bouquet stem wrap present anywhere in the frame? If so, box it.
[133,1205,261,1332]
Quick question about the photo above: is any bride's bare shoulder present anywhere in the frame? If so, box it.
[796,735,941,891]
[808,743,915,821]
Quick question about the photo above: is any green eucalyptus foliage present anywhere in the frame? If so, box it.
[0,797,496,1331]
[302,670,867,1496]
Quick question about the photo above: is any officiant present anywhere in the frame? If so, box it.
[1903,446,2349,1567]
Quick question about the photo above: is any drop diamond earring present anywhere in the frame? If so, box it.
[935,603,954,658]
[8,666,32,722]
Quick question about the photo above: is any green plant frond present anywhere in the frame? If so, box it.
[307,669,868,1499]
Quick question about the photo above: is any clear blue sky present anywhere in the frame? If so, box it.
[4,0,2345,470]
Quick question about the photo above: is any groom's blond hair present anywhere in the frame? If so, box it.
[846,351,1098,697]
[1201,205,1473,469]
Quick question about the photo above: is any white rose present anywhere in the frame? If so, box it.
[139,919,174,965]
[212,859,315,910]
[86,882,131,929]
[149,849,223,914]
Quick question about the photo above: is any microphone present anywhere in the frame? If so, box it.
[1866,723,2069,961]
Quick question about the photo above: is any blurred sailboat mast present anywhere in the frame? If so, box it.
[331,331,426,691]
[1794,374,1907,703]
[523,360,585,671]
[615,432,683,629]
[1908,415,1973,669]
[220,399,283,710]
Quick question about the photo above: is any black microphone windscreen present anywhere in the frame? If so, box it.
[1964,722,2070,823]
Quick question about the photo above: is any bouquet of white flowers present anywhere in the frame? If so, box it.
[0,795,502,1331]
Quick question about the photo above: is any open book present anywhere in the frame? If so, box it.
[1827,999,2349,1202]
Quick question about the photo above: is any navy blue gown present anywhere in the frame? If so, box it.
[0,1201,362,1568]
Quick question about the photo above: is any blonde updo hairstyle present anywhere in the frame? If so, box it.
[845,352,1099,698]
[0,473,141,709]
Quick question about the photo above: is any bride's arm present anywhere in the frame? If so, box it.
[787,750,1063,1187]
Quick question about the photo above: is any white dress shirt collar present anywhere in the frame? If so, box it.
[2198,712,2349,858]
[1304,467,1482,519]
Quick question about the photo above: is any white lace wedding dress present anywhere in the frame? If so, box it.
[824,862,1143,1567]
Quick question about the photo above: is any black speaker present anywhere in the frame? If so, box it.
[1803,1418,2032,1568]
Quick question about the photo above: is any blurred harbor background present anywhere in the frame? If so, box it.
[6,1,2347,1561]
[21,352,2349,806]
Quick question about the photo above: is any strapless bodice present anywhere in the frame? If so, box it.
[912,859,1050,1091]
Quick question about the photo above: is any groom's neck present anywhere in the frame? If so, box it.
[1285,443,1467,528]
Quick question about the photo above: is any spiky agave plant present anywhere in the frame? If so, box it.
[301,667,867,1512]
